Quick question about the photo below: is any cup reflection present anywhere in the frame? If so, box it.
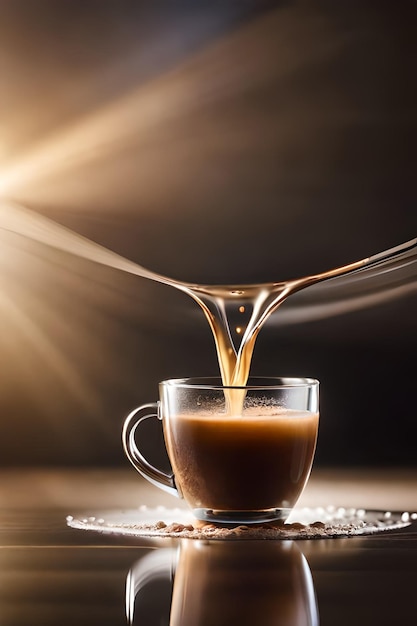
[126,540,319,626]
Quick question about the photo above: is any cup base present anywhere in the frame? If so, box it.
[192,507,292,526]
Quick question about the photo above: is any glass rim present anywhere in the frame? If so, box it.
[160,376,319,390]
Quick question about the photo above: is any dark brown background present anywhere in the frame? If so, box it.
[0,0,416,468]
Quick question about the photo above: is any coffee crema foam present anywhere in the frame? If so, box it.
[174,407,315,418]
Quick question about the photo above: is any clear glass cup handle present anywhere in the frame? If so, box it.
[122,402,179,498]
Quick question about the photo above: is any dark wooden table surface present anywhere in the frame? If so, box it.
[0,467,416,625]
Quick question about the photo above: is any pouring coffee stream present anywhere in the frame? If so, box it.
[1,201,416,391]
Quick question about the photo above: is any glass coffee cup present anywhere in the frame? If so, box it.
[122,377,319,524]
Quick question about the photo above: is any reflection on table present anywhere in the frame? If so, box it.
[127,539,318,626]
